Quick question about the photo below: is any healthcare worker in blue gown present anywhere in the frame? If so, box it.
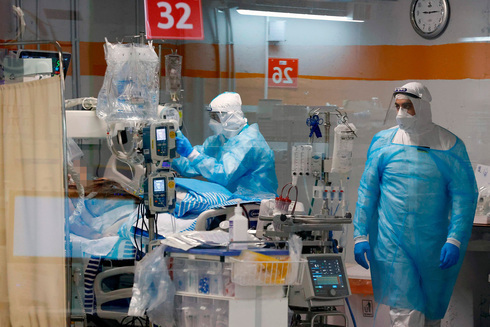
[353,82,478,327]
[171,92,278,200]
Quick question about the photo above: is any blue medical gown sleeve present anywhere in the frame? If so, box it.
[171,156,201,177]
[171,144,207,177]
[353,133,385,238]
[190,136,250,188]
[172,125,278,197]
[441,140,478,245]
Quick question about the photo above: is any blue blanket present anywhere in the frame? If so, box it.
[174,178,240,218]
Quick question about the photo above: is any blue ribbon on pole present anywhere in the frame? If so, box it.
[306,115,323,138]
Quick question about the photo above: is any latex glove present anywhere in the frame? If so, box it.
[175,133,193,157]
[354,241,371,270]
[439,243,459,269]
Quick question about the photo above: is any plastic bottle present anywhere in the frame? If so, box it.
[229,201,248,250]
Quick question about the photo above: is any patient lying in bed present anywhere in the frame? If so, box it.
[68,177,250,258]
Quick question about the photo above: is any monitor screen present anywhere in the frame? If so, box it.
[308,256,347,297]
[153,179,166,193]
[156,127,167,141]
[17,50,71,77]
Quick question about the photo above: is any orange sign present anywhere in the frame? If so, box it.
[268,58,298,88]
[144,0,204,40]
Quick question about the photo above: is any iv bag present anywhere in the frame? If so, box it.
[165,54,182,101]
[331,123,356,174]
[97,39,160,123]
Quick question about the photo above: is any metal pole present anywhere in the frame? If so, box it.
[264,16,269,99]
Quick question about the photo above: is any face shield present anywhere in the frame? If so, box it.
[383,82,432,130]
[209,112,221,123]
[384,93,420,127]
[206,92,247,138]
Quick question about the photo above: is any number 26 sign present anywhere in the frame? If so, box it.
[144,0,204,40]
[268,58,298,88]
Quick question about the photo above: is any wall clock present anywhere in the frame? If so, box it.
[410,0,450,39]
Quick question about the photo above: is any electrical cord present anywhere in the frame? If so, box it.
[154,213,158,238]
[95,139,101,178]
[120,315,148,326]
[345,297,358,327]
[328,231,358,327]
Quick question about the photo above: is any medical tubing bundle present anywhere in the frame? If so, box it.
[106,122,145,165]
[67,165,85,226]
[65,97,97,110]
[276,183,298,215]
[134,200,148,260]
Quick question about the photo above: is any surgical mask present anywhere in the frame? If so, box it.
[396,108,416,131]
[209,119,223,135]
[218,112,246,138]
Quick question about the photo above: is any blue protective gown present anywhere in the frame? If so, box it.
[171,124,278,200]
[354,127,478,320]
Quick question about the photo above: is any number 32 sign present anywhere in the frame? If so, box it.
[268,58,298,88]
[144,0,204,40]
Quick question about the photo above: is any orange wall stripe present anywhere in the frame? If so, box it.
[75,42,490,80]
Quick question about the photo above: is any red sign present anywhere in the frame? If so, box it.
[144,0,204,40]
[268,58,298,88]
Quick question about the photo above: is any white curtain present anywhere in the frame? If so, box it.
[0,76,66,326]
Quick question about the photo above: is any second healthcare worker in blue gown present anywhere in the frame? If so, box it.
[353,82,478,326]
[171,92,278,200]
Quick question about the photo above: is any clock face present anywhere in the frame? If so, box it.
[411,0,450,39]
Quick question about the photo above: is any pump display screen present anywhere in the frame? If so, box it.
[156,127,167,141]
[307,256,348,297]
[315,276,340,285]
[153,179,166,193]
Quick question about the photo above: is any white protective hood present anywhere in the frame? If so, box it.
[392,82,455,150]
[208,92,247,139]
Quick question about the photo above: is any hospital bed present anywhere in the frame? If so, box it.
[68,177,265,324]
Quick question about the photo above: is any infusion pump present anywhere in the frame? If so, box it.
[289,253,351,308]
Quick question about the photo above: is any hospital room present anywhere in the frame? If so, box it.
[1,0,490,326]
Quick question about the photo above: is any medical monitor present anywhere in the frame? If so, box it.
[148,171,175,213]
[153,179,166,193]
[16,49,71,77]
[307,254,350,298]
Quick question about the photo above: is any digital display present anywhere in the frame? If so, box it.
[156,128,167,141]
[308,256,347,296]
[315,276,339,285]
[17,50,71,77]
[153,179,166,192]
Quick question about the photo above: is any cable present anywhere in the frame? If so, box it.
[154,213,159,238]
[170,212,177,234]
[12,6,26,40]
[120,315,148,326]
[95,139,101,178]
[240,203,249,219]
[345,297,358,327]
[308,180,318,215]
[288,185,298,215]
[133,202,141,256]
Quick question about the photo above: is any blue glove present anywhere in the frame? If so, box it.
[175,133,193,157]
[439,243,459,270]
[354,241,371,270]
